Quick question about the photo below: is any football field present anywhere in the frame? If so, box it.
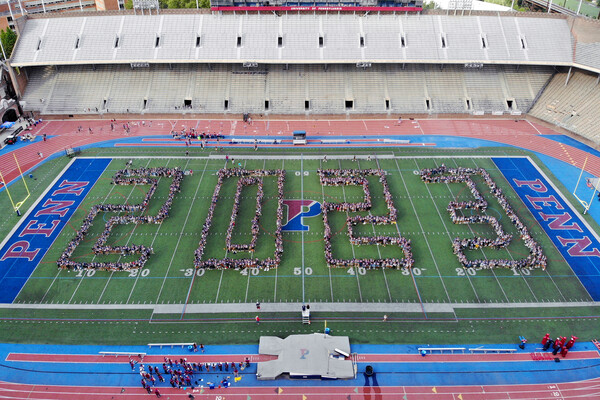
[11,153,592,311]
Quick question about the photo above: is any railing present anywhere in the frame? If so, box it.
[417,347,466,354]
[351,352,359,379]
[99,351,146,357]
[148,342,195,349]
[321,139,348,144]
[468,348,517,354]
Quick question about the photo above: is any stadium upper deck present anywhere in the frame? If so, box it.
[10,13,576,67]
[8,11,600,145]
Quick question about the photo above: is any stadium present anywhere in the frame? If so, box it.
[0,4,600,399]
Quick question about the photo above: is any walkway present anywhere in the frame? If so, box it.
[1,118,598,186]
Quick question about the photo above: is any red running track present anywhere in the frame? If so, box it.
[7,350,600,364]
[2,378,600,400]
[1,118,599,186]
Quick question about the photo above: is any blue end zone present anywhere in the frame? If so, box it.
[0,158,111,303]
[493,157,600,300]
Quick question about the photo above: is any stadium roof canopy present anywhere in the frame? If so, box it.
[10,13,575,67]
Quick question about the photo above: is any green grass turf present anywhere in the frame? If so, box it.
[0,309,597,345]
[1,146,600,345]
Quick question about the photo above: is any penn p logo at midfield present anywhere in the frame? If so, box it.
[282,199,322,232]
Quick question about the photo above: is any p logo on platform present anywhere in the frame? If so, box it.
[299,348,310,359]
[282,199,322,232]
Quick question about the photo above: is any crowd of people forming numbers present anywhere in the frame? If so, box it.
[56,161,544,274]
[57,163,285,272]
[318,168,414,270]
[420,164,547,271]
[194,167,285,270]
[57,165,185,271]
[225,176,264,253]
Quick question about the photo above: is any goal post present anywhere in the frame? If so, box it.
[572,157,597,215]
[0,153,31,215]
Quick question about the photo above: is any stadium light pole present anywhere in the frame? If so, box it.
[6,0,14,22]
[196,0,199,8]
[0,37,7,61]
[17,0,25,15]
[576,0,582,14]
[40,0,46,13]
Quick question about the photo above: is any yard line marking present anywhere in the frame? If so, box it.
[415,158,480,303]
[242,159,254,304]
[102,159,175,304]
[362,158,392,302]
[435,158,508,302]
[155,158,210,306]
[319,159,335,302]
[41,162,119,303]
[214,159,234,304]
[40,270,61,304]
[338,159,363,303]
[394,158,452,306]
[273,158,285,302]
[469,158,538,302]
[301,154,306,304]
[493,157,569,302]
[216,267,226,304]
[68,159,151,304]
[127,159,191,305]
[383,158,418,304]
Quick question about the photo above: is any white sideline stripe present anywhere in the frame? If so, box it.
[1,301,597,314]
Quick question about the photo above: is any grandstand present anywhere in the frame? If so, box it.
[20,63,554,115]
[5,11,600,141]
[530,69,600,141]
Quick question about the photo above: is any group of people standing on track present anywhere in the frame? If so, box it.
[541,333,578,357]
[132,352,251,397]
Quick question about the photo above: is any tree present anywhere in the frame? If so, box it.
[166,0,200,7]
[124,0,133,9]
[0,28,17,60]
